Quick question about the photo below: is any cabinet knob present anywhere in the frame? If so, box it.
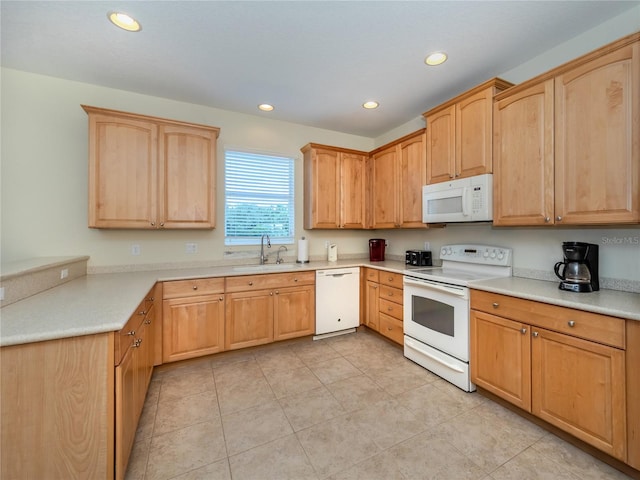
[492,302,499,308]
[147,297,154,302]
[159,222,165,227]
[449,174,454,179]
[520,328,527,334]
[138,310,146,315]
[249,281,253,286]
[388,307,393,312]
[127,330,135,336]
[388,292,393,296]
[270,291,273,296]
[294,278,298,282]
[145,319,151,325]
[275,290,279,295]
[568,320,575,327]
[219,296,223,301]
[387,326,393,331]
[544,217,551,223]
[556,216,562,222]
[133,339,142,348]
[532,331,539,338]
[193,285,198,290]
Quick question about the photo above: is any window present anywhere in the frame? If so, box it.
[224,149,295,246]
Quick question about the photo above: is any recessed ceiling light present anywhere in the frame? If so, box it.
[258,104,274,112]
[362,101,379,109]
[425,52,447,66]
[108,11,141,32]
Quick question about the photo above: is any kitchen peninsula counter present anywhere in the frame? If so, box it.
[0,259,406,347]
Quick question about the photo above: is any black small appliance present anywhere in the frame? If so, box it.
[554,241,599,292]
[405,250,432,267]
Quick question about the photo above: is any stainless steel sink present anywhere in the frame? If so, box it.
[232,264,298,273]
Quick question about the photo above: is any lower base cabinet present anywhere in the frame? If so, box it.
[470,290,627,462]
[363,268,403,345]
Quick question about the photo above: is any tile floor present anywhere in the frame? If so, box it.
[126,328,634,480]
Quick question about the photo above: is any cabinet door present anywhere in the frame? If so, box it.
[493,80,555,226]
[115,344,137,480]
[225,290,274,350]
[162,294,225,363]
[88,113,158,228]
[304,147,340,228]
[340,152,367,229]
[158,124,217,229]
[456,87,493,178]
[370,146,398,228]
[555,42,639,225]
[531,327,626,460]
[470,310,531,411]
[274,285,315,341]
[364,280,379,331]
[426,105,455,184]
[398,132,427,227]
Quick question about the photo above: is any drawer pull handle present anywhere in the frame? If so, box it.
[133,339,142,348]
[388,307,393,311]
[388,292,393,296]
[532,331,539,338]
[270,292,273,296]
[387,326,393,331]
[127,330,136,336]
[568,320,575,327]
[193,285,198,290]
[249,281,253,286]
[145,319,151,325]
[492,302,499,308]
[219,296,223,301]
[275,290,279,295]
[294,278,298,282]
[138,310,146,315]
[147,297,154,301]
[520,328,527,334]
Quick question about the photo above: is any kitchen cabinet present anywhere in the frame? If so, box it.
[162,278,225,363]
[362,269,404,344]
[369,129,427,229]
[424,78,512,184]
[225,271,315,350]
[115,291,155,480]
[302,144,368,229]
[83,105,219,229]
[470,290,627,461]
[493,33,640,226]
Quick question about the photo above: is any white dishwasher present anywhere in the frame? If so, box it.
[315,267,360,338]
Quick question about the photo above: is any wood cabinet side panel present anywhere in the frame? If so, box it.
[626,320,640,469]
[1,334,113,480]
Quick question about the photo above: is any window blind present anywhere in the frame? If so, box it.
[224,150,295,246]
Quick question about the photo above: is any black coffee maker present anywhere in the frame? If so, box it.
[554,241,599,292]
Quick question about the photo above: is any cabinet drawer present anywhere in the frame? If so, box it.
[225,271,315,293]
[379,313,403,345]
[471,290,625,348]
[364,268,379,282]
[115,299,147,366]
[379,298,403,320]
[379,285,403,305]
[163,278,224,299]
[379,271,404,288]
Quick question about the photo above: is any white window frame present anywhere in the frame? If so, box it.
[224,148,295,246]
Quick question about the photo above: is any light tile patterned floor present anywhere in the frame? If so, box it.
[126,329,634,480]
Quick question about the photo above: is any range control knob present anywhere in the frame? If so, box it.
[440,248,447,257]
[497,250,505,260]
[490,250,496,259]
[483,250,490,258]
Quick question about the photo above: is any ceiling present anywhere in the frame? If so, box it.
[1,1,638,138]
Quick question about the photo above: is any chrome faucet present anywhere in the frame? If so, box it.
[276,245,288,264]
[260,234,271,264]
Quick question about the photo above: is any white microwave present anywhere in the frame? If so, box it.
[422,173,493,223]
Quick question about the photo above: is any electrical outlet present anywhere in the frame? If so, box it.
[424,241,431,251]
[131,244,141,256]
[185,242,198,254]
[60,268,69,280]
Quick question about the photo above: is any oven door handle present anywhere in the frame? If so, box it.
[405,337,465,373]
[404,277,467,297]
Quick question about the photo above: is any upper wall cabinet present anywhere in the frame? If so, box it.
[302,144,368,229]
[423,78,513,184]
[369,129,427,229]
[83,106,220,229]
[493,33,640,226]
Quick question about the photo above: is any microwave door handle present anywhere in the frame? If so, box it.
[404,278,467,297]
[462,187,470,217]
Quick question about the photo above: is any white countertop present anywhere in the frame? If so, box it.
[2,259,638,347]
[0,259,405,347]
[469,276,640,321]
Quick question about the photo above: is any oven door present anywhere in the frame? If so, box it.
[403,276,469,361]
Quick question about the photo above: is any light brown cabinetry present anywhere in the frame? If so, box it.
[363,269,404,345]
[162,278,225,363]
[424,78,513,184]
[470,290,627,461]
[83,105,219,229]
[302,144,368,229]
[115,291,156,480]
[493,33,640,226]
[369,129,427,228]
[225,272,315,350]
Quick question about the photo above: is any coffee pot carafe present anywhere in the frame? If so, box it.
[554,241,599,292]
